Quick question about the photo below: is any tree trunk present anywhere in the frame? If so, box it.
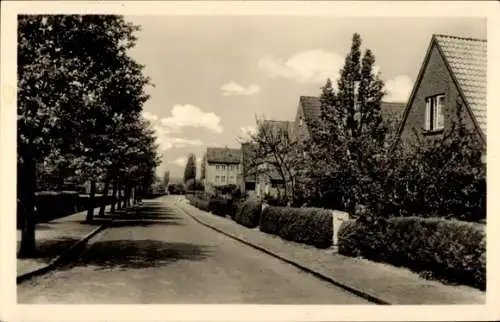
[137,186,142,203]
[126,186,132,208]
[117,187,123,210]
[110,178,118,214]
[133,186,139,204]
[18,155,37,258]
[98,180,110,216]
[86,180,96,222]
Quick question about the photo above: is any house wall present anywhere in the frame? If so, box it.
[400,43,478,149]
[204,161,241,192]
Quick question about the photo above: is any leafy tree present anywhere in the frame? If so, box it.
[183,153,197,183]
[17,15,155,256]
[366,100,486,221]
[306,33,387,214]
[242,117,303,203]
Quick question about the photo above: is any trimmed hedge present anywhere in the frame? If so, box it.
[186,195,210,212]
[259,206,333,248]
[208,197,232,217]
[17,191,116,228]
[234,199,263,228]
[337,217,486,290]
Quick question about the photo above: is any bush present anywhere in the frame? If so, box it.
[234,198,263,228]
[259,206,333,248]
[186,195,210,212]
[208,197,232,217]
[337,216,486,290]
[35,191,80,222]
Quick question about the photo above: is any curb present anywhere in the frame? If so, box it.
[177,203,390,305]
[17,220,111,284]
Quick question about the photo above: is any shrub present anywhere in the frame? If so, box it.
[337,220,360,256]
[186,195,210,212]
[229,199,244,220]
[337,216,486,290]
[259,206,333,248]
[208,197,232,217]
[234,198,263,228]
[35,191,80,222]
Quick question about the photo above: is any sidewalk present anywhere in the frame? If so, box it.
[17,205,113,278]
[174,197,485,305]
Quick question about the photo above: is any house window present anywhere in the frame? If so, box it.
[221,176,226,183]
[221,165,226,171]
[425,95,445,131]
[215,176,220,184]
[299,116,303,126]
[216,165,220,170]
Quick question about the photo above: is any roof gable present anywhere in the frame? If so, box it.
[396,34,487,144]
[299,96,322,128]
[206,147,241,164]
[434,34,487,138]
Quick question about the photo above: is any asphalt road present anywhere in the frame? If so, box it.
[18,197,371,304]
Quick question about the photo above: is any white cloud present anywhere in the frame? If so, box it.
[141,111,206,152]
[142,111,159,122]
[160,104,223,134]
[221,82,261,96]
[258,49,345,84]
[239,125,257,138]
[384,75,413,102]
[157,136,203,151]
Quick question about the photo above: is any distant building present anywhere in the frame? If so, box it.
[203,147,242,193]
[292,96,406,143]
[395,34,486,158]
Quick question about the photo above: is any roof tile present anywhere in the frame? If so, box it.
[435,34,487,136]
[206,147,241,164]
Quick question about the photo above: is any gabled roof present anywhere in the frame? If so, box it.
[397,34,487,142]
[434,34,487,137]
[263,120,293,135]
[380,101,407,124]
[299,96,405,127]
[299,96,322,128]
[206,147,241,164]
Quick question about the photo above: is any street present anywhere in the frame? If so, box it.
[17,196,370,304]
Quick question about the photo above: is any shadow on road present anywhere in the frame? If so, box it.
[17,237,82,262]
[72,240,213,270]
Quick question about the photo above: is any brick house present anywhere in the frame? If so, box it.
[293,96,406,143]
[202,147,242,193]
[395,34,486,156]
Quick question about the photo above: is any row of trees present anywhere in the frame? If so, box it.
[244,33,485,221]
[17,15,160,257]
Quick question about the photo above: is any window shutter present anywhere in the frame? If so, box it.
[425,98,431,130]
[436,95,445,129]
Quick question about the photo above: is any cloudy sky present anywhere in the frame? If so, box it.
[126,16,486,179]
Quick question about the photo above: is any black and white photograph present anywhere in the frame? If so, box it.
[1,1,499,321]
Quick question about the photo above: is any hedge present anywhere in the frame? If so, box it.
[186,195,210,212]
[337,217,486,290]
[234,198,263,228]
[208,197,232,217]
[17,191,115,228]
[259,206,333,248]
